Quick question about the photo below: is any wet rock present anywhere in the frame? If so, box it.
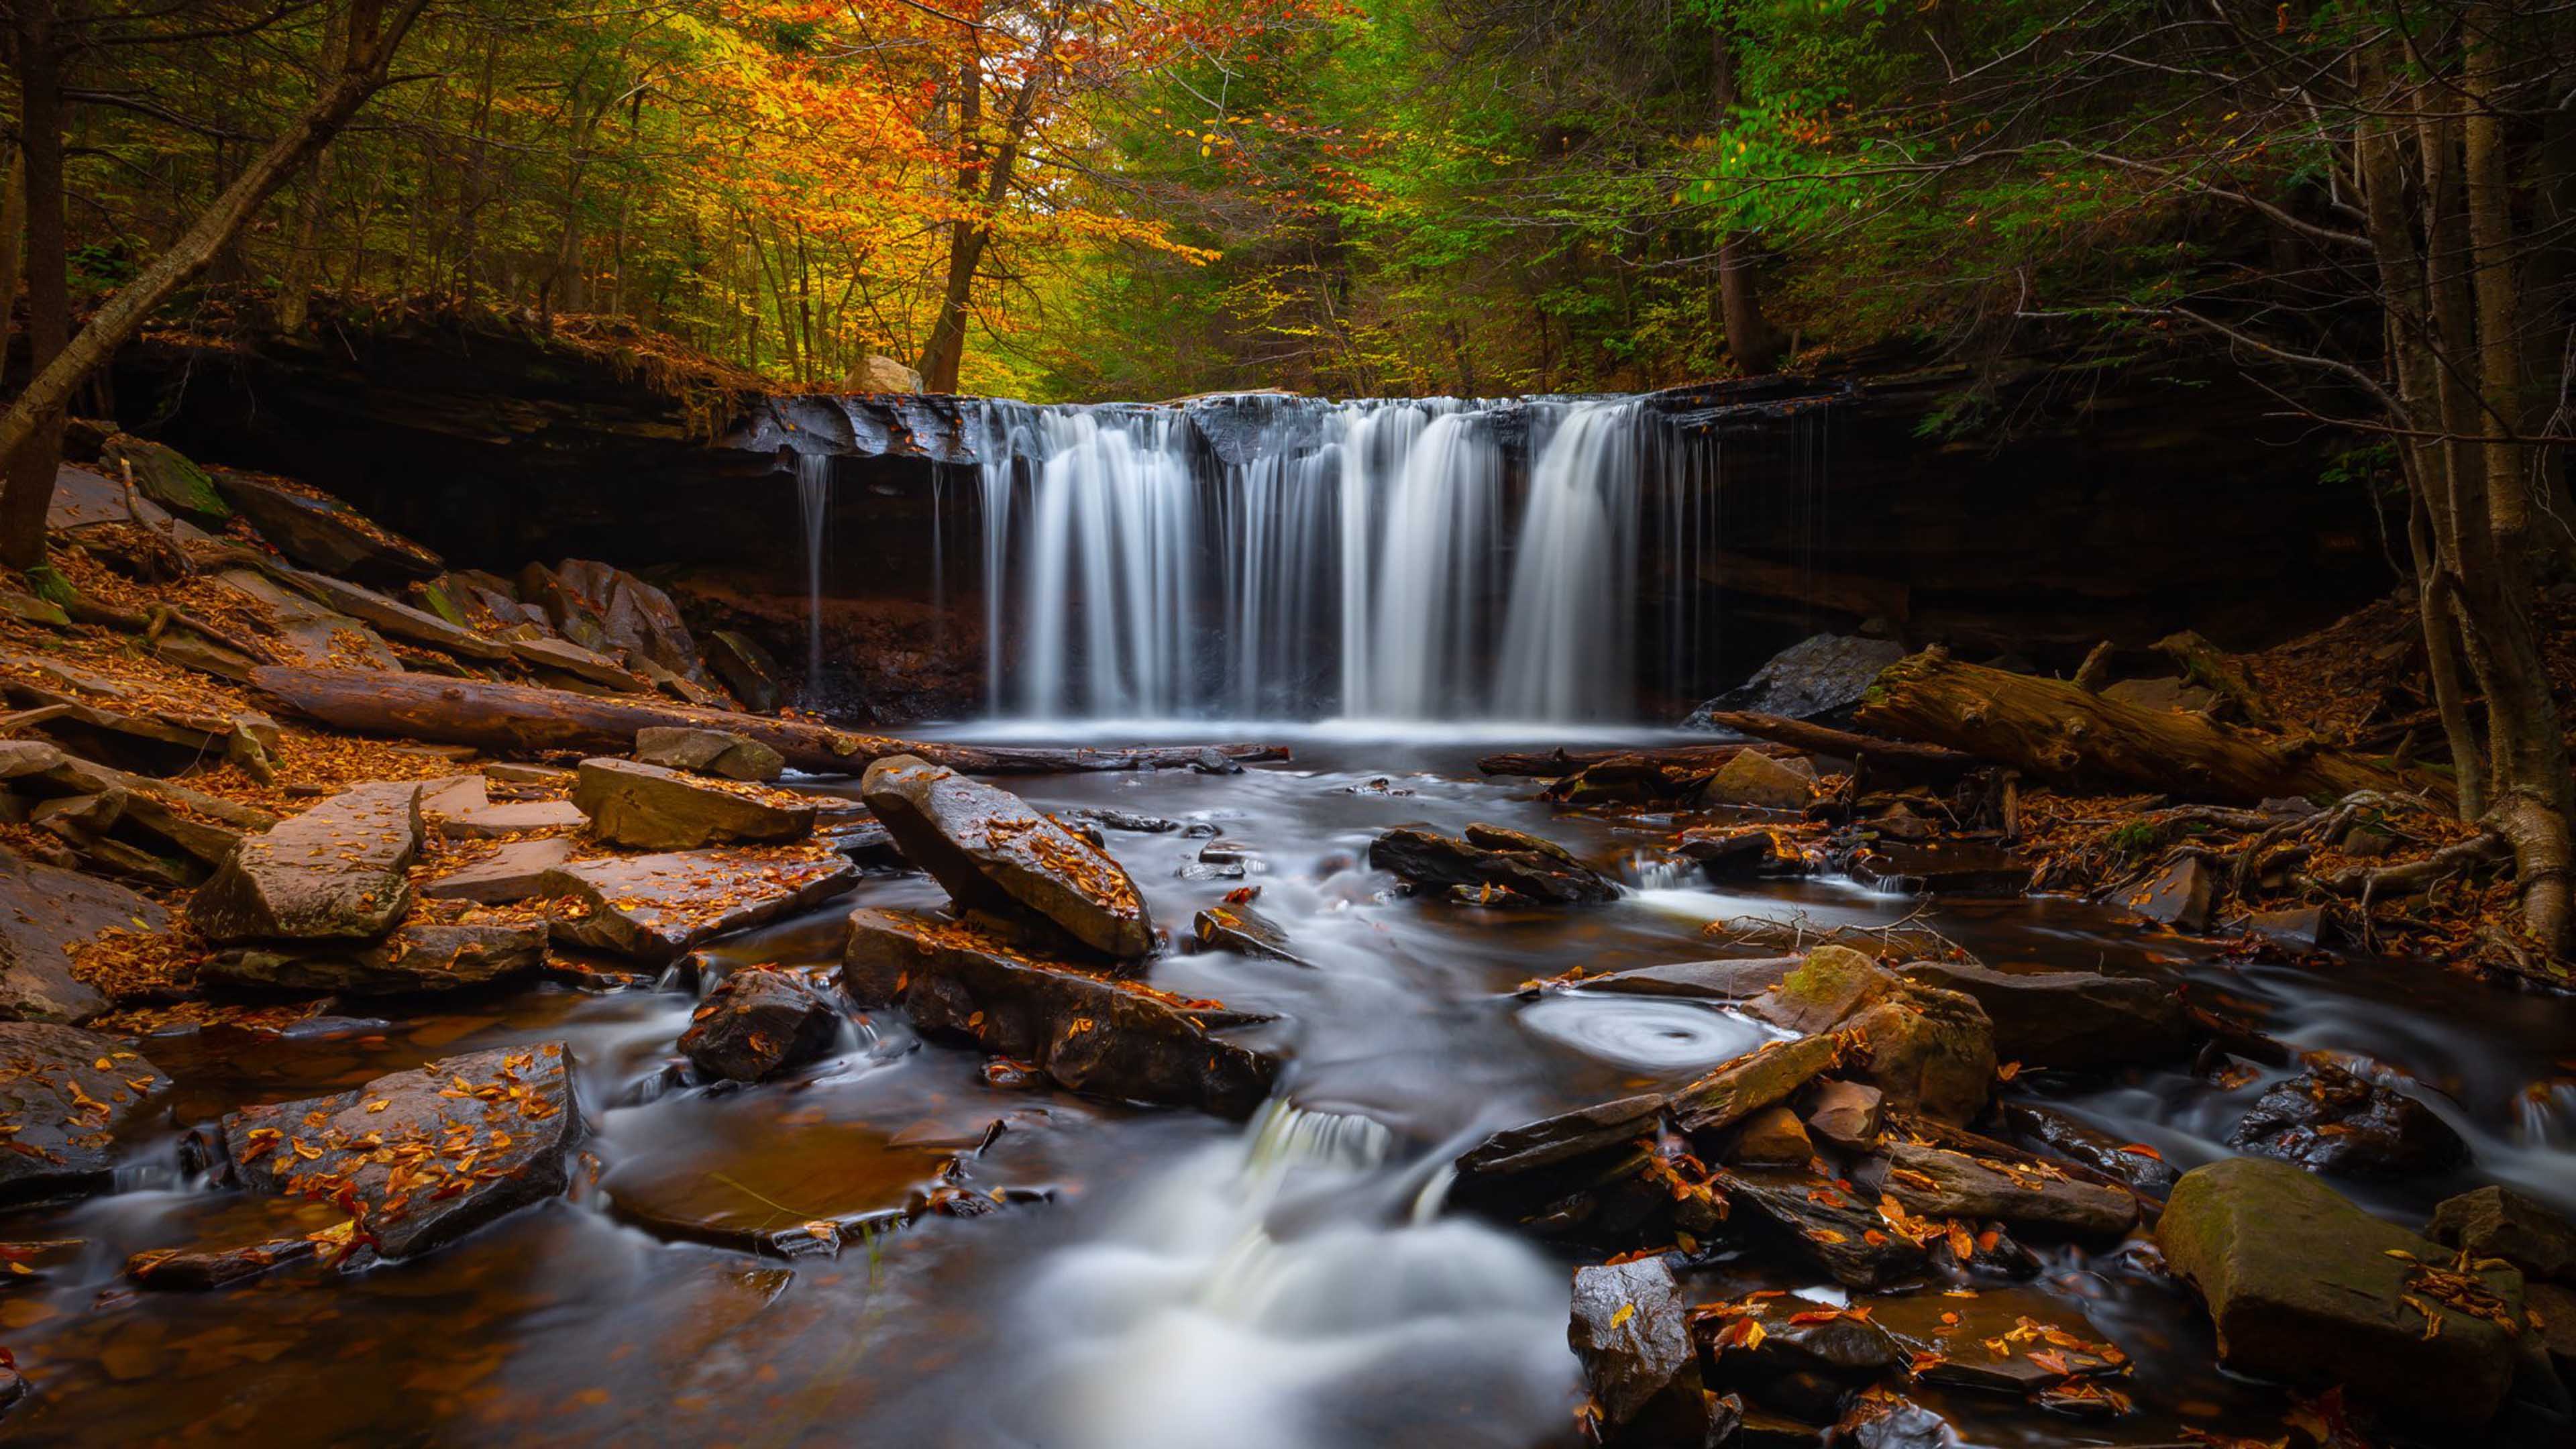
[1187,747,1244,775]
[1879,1141,2136,1239]
[860,755,1154,960]
[1839,1396,1960,1449]
[841,906,1277,1118]
[1703,750,1818,810]
[1731,1405,1827,1447]
[1868,1287,2130,1402]
[2428,1186,2576,1284]
[188,781,423,944]
[1744,949,1994,1123]
[2530,1282,2576,1381]
[680,968,841,1082]
[1177,861,1245,882]
[123,1199,348,1289]
[1568,1257,1704,1440]
[1847,841,2031,896]
[223,1042,581,1262]
[574,757,815,850]
[0,1022,168,1205]
[1998,1102,2179,1197]
[1368,826,1619,905]
[1191,903,1306,965]
[2159,1155,2530,1430]
[633,726,785,783]
[703,629,782,714]
[1805,1080,1884,1149]
[548,847,859,967]
[1898,961,2188,1069]
[2124,855,2214,931]
[199,921,549,996]
[2245,905,2330,952]
[1729,1105,1813,1165]
[435,799,590,839]
[2226,1062,2469,1177]
[1714,1165,1929,1288]
[1685,634,1908,725]
[0,847,171,1021]
[213,472,443,582]
[1067,807,1184,834]
[273,565,513,661]
[1674,826,1809,877]
[1574,956,1801,1002]
[419,836,578,904]
[1740,946,1898,1034]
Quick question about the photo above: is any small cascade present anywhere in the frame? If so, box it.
[795,453,834,700]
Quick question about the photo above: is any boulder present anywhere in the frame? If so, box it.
[1898,961,2188,1069]
[188,781,423,944]
[1574,957,1801,1002]
[1741,945,1898,1034]
[680,968,841,1082]
[2428,1187,2576,1285]
[100,433,229,523]
[1714,1165,1930,1288]
[1730,1105,1813,1165]
[548,847,859,967]
[1805,1080,1884,1149]
[1998,1102,2180,1197]
[2158,1156,2532,1430]
[0,1022,168,1205]
[848,354,925,393]
[573,757,815,850]
[704,630,783,714]
[419,837,578,904]
[1568,1257,1704,1440]
[272,565,512,662]
[861,755,1154,960]
[2125,856,2214,931]
[1741,951,1995,1124]
[511,635,651,692]
[1191,902,1307,965]
[2245,905,2330,953]
[1368,826,1620,906]
[841,906,1277,1119]
[1703,749,1818,810]
[2227,1063,2470,1177]
[1684,635,1908,724]
[222,1042,581,1261]
[0,848,171,1022]
[199,921,548,996]
[213,470,442,582]
[1879,1141,2136,1239]
[633,726,785,783]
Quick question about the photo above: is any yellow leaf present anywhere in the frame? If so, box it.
[1609,1303,1635,1330]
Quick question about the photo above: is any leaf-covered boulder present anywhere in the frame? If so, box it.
[860,754,1154,959]
[680,968,841,1082]
[0,1022,168,1205]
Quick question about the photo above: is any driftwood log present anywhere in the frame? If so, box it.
[1683,709,1981,782]
[248,668,1288,775]
[1851,649,2432,805]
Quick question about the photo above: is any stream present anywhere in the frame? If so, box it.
[4,727,2571,1447]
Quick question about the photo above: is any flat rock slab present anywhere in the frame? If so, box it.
[189,781,423,943]
[842,906,1276,1118]
[200,920,549,996]
[213,568,399,671]
[1572,957,1801,1001]
[860,755,1152,960]
[548,847,860,966]
[635,727,784,783]
[680,967,841,1082]
[574,757,814,850]
[1880,1140,2137,1239]
[1867,1286,2130,1399]
[1899,961,2186,1069]
[0,847,170,1021]
[511,636,649,692]
[215,472,443,582]
[419,837,578,904]
[1368,826,1619,905]
[223,1042,580,1262]
[1714,1165,1930,1289]
[436,800,590,840]
[276,566,512,661]
[0,1022,168,1205]
[1191,903,1307,965]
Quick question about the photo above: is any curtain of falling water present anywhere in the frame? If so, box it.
[796,453,834,699]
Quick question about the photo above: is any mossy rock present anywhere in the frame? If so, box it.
[102,434,229,524]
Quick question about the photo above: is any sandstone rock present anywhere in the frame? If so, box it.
[223,1043,581,1261]
[2246,905,2330,952]
[101,433,229,524]
[1741,945,1898,1034]
[2125,855,2214,931]
[0,847,170,1021]
[574,757,814,850]
[549,848,859,967]
[47,460,201,536]
[511,635,651,692]
[2428,1186,2576,1284]
[1998,1102,2180,1197]
[1715,1165,1929,1288]
[1731,1105,1814,1165]
[1568,1257,1703,1439]
[841,906,1276,1118]
[484,761,576,788]
[861,755,1154,960]
[1846,841,2032,896]
[1841,983,1995,1124]
[213,568,399,670]
[1879,1141,2136,1238]
[1368,825,1619,906]
[2227,1062,2469,1177]
[435,799,590,839]
[188,781,423,944]
[274,565,512,661]
[1574,957,1801,1001]
[0,1022,168,1204]
[848,354,924,393]
[123,1199,346,1290]
[2159,1156,2530,1430]
[199,921,548,995]
[1898,961,2188,1069]
[1805,1080,1884,1148]
[1703,749,1819,810]
[634,726,785,783]
[1191,902,1306,965]
[1685,634,1909,724]
[704,630,783,714]
[1866,1287,2131,1403]
[680,968,841,1082]
[419,837,578,904]
[216,474,443,582]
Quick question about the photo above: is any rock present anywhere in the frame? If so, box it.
[861,755,1154,960]
[548,847,859,967]
[1573,957,1803,1002]
[1846,841,2032,896]
[2159,1156,2530,1430]
[680,968,841,1082]
[1839,1397,1961,1449]
[215,470,443,582]
[841,906,1277,1118]
[212,568,400,670]
[199,921,548,996]
[223,1042,581,1261]
[1191,903,1307,965]
[2428,1187,2576,1284]
[1568,1257,1704,1439]
[2227,1062,2470,1177]
[848,354,925,393]
[573,757,815,850]
[419,837,579,904]
[484,761,576,788]
[435,798,589,839]
[633,726,786,783]
[1685,635,1908,724]
[1897,961,2188,1069]
[1703,749,1818,810]
[1068,807,1185,834]
[1733,953,2000,1126]
[1741,945,1899,1034]
[123,1200,346,1289]
[272,565,513,661]
[1187,747,1244,775]
[1867,1286,2130,1402]
[0,739,64,778]
[1879,1141,2137,1239]
[511,635,651,692]
[2530,1282,2576,1381]
[2245,905,2330,952]
[0,1022,168,1205]
[187,781,423,944]
[1368,826,1619,906]
[1715,1165,1929,1288]
[1998,1102,2180,1197]
[703,630,783,714]
[2125,855,2214,932]
[0,847,171,1021]
[1731,1105,1814,1165]
[101,433,229,523]
[1805,1080,1884,1149]
[46,460,203,537]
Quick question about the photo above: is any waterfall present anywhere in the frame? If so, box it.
[796,453,833,700]
[1493,401,1642,720]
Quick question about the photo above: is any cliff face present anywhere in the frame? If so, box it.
[108,319,2387,715]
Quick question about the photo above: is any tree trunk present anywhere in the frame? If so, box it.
[2,2,70,572]
[0,144,25,348]
[1708,23,1782,374]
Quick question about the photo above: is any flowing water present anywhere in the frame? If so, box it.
[8,727,2573,1448]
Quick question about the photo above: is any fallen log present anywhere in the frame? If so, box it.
[1851,649,2435,806]
[1685,709,1980,782]
[248,667,1286,776]
[1477,741,1792,779]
